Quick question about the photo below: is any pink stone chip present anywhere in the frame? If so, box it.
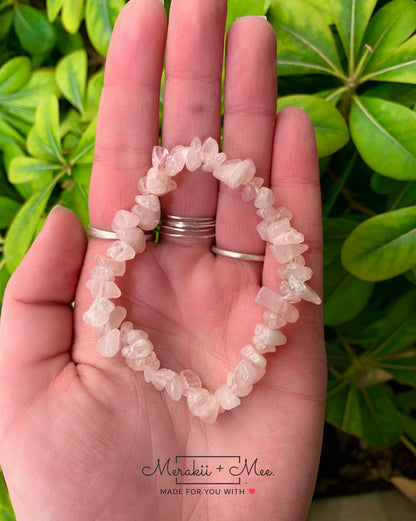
[125,351,158,371]
[187,389,219,423]
[97,329,121,357]
[152,146,169,170]
[170,145,187,172]
[83,297,115,328]
[266,219,291,242]
[215,385,241,411]
[263,310,287,330]
[231,359,265,394]
[151,368,176,391]
[241,345,267,368]
[213,159,256,189]
[90,266,114,280]
[95,255,126,277]
[255,286,299,323]
[165,374,182,401]
[86,279,121,299]
[121,337,153,359]
[252,338,276,354]
[111,210,140,231]
[199,137,219,163]
[288,274,322,305]
[242,177,264,201]
[98,306,127,334]
[116,227,146,253]
[201,152,226,172]
[256,221,269,241]
[269,243,309,264]
[180,369,202,396]
[185,137,202,171]
[279,281,302,303]
[254,187,275,209]
[107,240,136,261]
[133,194,161,230]
[253,324,287,347]
[272,229,304,245]
[126,329,149,343]
[120,321,133,344]
[146,168,177,195]
[138,176,151,194]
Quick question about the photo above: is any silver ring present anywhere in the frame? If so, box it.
[159,215,216,239]
[211,245,265,262]
[88,226,155,241]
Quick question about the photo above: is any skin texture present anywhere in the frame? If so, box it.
[0,1,326,520]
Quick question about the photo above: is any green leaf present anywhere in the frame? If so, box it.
[401,414,416,443]
[84,70,104,121]
[323,216,363,266]
[9,157,59,184]
[0,470,14,520]
[0,9,14,41]
[4,173,63,272]
[70,118,96,164]
[361,0,416,77]
[324,257,374,326]
[362,33,416,84]
[378,355,416,386]
[0,69,58,135]
[268,0,344,78]
[73,163,92,186]
[0,57,31,95]
[329,0,377,73]
[56,50,87,113]
[13,4,57,55]
[0,261,11,304]
[7,69,59,111]
[350,96,416,180]
[227,0,271,31]
[326,379,403,446]
[0,116,25,148]
[47,0,64,22]
[365,83,416,108]
[62,0,85,34]
[85,0,124,57]
[341,206,416,281]
[60,182,89,229]
[367,290,416,357]
[0,196,20,228]
[27,95,64,163]
[277,95,349,157]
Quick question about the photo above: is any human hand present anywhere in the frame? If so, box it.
[0,1,326,520]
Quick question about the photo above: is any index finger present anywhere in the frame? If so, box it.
[89,0,167,229]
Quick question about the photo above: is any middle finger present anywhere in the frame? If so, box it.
[161,0,227,221]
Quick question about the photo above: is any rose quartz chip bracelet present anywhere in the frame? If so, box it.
[83,137,321,423]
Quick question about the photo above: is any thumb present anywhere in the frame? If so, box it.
[0,205,87,384]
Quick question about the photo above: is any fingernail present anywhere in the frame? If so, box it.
[158,0,164,4]
[258,16,267,20]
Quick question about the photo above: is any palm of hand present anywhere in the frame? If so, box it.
[0,1,326,521]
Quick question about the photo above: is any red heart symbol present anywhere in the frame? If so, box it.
[249,488,255,494]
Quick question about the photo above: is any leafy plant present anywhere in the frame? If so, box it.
[268,0,416,451]
[0,0,416,517]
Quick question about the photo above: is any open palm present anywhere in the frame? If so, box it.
[0,1,326,520]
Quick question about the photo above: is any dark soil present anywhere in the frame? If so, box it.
[314,424,416,498]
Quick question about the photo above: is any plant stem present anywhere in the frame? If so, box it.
[324,152,358,216]
[388,181,412,211]
[325,86,349,103]
[336,330,358,362]
[400,435,416,457]
[341,187,377,216]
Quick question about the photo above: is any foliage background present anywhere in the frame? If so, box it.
[0,0,416,517]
